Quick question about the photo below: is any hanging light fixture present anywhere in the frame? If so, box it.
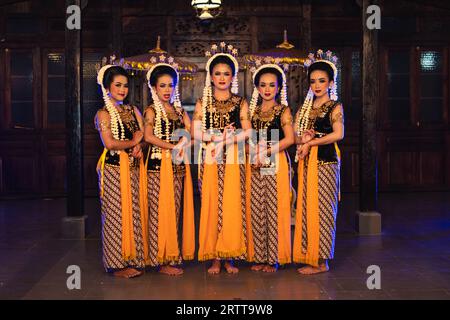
[120,36,198,80]
[191,0,222,20]
[243,30,306,69]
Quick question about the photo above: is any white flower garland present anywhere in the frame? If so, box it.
[294,49,339,162]
[146,63,182,159]
[249,88,261,119]
[249,63,288,118]
[296,87,314,134]
[97,64,125,155]
[202,46,240,134]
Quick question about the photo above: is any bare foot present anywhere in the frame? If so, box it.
[297,263,329,275]
[207,259,221,275]
[262,264,278,273]
[251,264,264,272]
[224,261,239,274]
[159,265,184,276]
[113,267,142,278]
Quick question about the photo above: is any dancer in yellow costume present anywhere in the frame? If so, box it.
[143,59,195,276]
[293,49,344,275]
[246,62,294,273]
[192,42,251,274]
[95,63,149,278]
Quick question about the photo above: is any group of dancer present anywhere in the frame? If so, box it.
[94,43,344,278]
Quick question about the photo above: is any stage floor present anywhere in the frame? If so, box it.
[1,192,449,300]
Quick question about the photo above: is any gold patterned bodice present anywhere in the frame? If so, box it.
[204,95,243,131]
[145,104,187,172]
[251,104,287,141]
[101,105,140,167]
[295,100,342,163]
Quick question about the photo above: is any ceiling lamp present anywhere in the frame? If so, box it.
[191,0,222,20]
[243,30,306,70]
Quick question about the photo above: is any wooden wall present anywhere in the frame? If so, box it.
[1,0,450,198]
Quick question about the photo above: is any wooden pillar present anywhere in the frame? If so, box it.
[299,1,312,113]
[250,16,258,53]
[246,16,258,99]
[357,0,381,235]
[301,1,311,53]
[111,0,122,56]
[63,0,88,238]
[166,16,174,54]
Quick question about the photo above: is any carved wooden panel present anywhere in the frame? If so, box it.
[45,155,66,193]
[122,17,167,35]
[387,151,415,186]
[173,41,251,57]
[2,155,38,194]
[174,16,250,36]
[418,152,445,186]
[173,42,209,57]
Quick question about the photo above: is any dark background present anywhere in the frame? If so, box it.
[1,0,450,198]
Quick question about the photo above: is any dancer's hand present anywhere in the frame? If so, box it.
[173,137,188,162]
[223,123,236,144]
[131,144,143,159]
[300,129,315,144]
[298,142,311,160]
[212,141,224,160]
[132,130,144,144]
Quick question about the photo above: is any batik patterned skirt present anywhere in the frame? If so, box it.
[100,165,146,271]
[300,163,339,259]
[198,162,247,260]
[147,167,185,266]
[249,168,279,265]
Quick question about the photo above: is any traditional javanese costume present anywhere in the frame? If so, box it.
[144,62,195,267]
[96,104,149,271]
[293,49,342,267]
[197,94,248,261]
[246,103,292,266]
[196,43,248,261]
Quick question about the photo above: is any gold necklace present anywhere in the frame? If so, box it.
[313,99,330,109]
[257,104,277,122]
[260,102,277,114]
[212,95,235,113]
[163,105,179,120]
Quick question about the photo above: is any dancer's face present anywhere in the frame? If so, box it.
[107,75,129,103]
[309,70,333,99]
[153,74,175,103]
[211,63,233,91]
[257,73,279,102]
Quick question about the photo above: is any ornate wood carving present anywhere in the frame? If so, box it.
[174,16,250,36]
[173,41,251,57]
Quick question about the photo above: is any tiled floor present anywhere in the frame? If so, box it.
[1,192,449,300]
